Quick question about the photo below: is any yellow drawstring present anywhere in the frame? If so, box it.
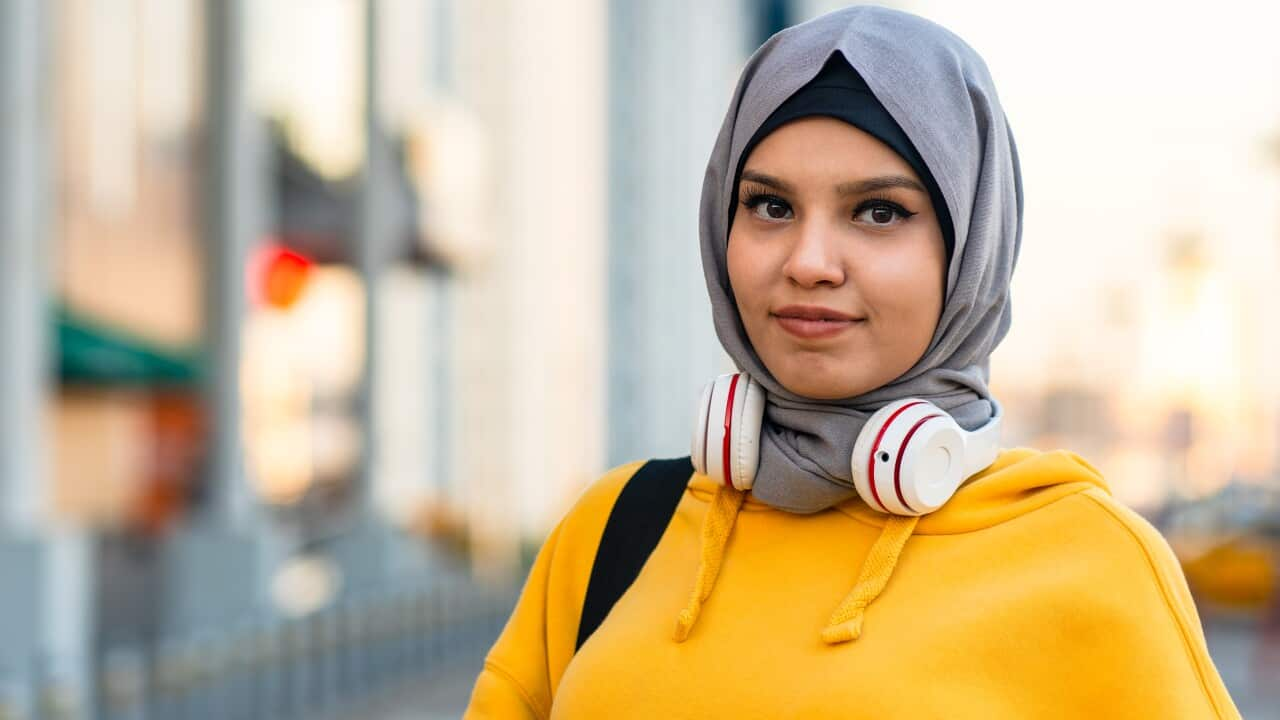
[821,514,919,644]
[671,485,918,646]
[673,485,746,642]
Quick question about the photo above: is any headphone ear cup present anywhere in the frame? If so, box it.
[694,374,735,485]
[850,400,906,512]
[897,419,965,513]
[729,374,765,490]
[691,379,714,476]
[851,399,964,516]
[691,372,764,489]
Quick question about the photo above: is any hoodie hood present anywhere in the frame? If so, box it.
[675,448,1109,644]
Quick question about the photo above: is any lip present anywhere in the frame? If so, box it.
[775,315,863,339]
[772,305,865,340]
[774,305,862,321]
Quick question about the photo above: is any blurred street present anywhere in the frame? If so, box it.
[344,658,481,720]
[1206,618,1275,718]
[1,0,1279,717]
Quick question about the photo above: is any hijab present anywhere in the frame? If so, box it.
[729,52,955,270]
[699,4,1024,514]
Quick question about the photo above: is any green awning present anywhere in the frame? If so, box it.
[57,305,202,386]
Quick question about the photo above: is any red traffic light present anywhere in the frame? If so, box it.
[249,243,314,309]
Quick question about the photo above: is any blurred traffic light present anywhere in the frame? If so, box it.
[249,243,315,310]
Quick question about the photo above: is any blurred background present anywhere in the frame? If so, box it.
[1,0,1278,717]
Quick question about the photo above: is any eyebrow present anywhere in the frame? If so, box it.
[740,169,927,196]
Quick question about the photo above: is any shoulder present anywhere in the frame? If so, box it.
[1047,487,1239,717]
[531,458,683,665]
[1056,483,1188,599]
[1020,459,1191,605]
[975,448,1200,643]
[1069,486,1201,624]
[540,458,667,577]
[476,458,664,712]
[964,450,1237,715]
[552,456,697,549]
[540,456,699,588]
[555,458,650,537]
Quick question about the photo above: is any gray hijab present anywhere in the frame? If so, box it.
[700,5,1023,514]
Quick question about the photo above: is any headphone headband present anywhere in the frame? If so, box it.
[962,398,1003,479]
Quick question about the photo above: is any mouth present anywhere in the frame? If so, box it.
[772,311,865,340]
[772,304,864,322]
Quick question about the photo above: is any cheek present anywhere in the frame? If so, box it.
[863,245,943,325]
[726,232,764,307]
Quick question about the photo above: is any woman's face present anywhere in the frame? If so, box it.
[727,116,947,400]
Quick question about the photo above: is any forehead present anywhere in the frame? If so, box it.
[742,116,917,181]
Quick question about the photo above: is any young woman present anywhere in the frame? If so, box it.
[465,6,1241,718]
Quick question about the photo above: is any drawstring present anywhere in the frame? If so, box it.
[673,484,746,642]
[821,514,919,644]
[671,485,919,646]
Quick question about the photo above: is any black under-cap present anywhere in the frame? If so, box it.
[729,51,956,267]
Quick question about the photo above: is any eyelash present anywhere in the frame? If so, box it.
[737,189,918,225]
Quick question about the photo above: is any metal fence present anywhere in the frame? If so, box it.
[0,578,518,720]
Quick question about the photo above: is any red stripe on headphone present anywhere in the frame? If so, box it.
[722,374,740,488]
[867,401,926,513]
[894,413,942,514]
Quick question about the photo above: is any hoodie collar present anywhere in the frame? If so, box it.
[683,447,1107,533]
[674,448,1109,645]
[834,447,1108,535]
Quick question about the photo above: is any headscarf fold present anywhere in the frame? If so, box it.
[699,5,1024,513]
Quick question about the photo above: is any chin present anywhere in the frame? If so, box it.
[765,352,867,400]
[780,374,867,400]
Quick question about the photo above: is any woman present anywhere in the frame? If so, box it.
[465,6,1241,718]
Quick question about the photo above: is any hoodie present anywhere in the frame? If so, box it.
[463,447,1241,718]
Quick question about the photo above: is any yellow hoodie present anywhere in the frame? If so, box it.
[464,447,1241,718]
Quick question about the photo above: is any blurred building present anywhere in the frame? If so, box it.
[0,0,787,715]
[2,0,1279,716]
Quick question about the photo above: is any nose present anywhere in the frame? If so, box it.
[782,218,845,288]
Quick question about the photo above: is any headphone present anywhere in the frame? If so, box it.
[691,372,1004,516]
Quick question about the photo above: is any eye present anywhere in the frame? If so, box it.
[853,199,916,228]
[741,193,794,222]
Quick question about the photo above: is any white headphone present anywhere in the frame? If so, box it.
[691,372,1004,516]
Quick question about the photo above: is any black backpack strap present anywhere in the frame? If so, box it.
[575,455,693,652]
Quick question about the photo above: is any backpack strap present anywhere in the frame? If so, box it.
[575,455,693,652]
